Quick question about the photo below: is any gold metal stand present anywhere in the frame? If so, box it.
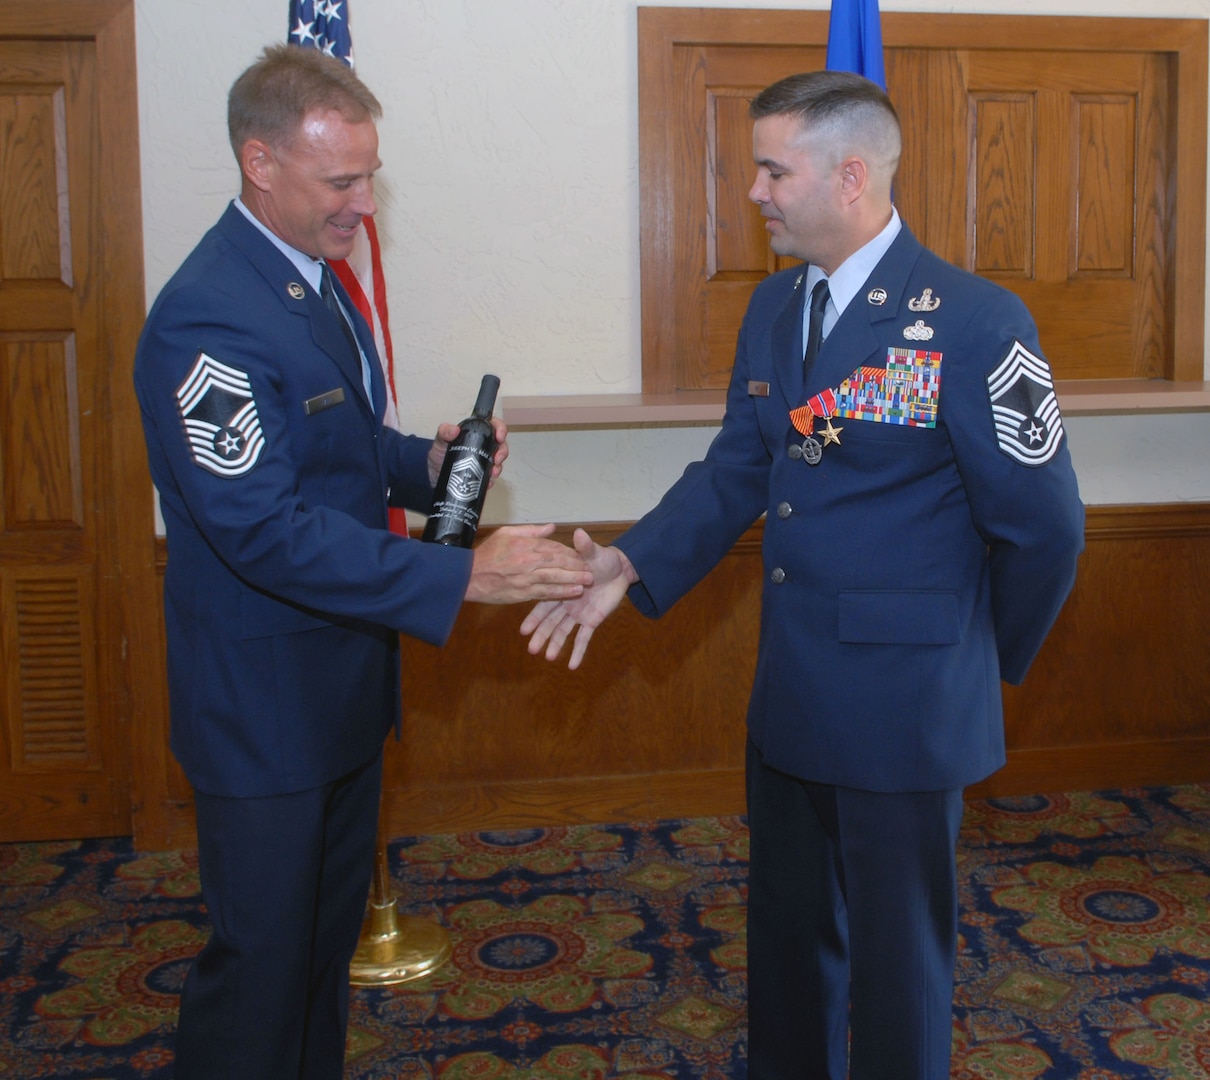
[349,823,451,987]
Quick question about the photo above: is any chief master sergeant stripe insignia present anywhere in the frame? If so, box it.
[175,351,266,477]
[986,340,1064,467]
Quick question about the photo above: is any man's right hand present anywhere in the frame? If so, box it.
[464,523,592,606]
[520,528,636,669]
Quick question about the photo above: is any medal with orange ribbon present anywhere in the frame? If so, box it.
[789,389,843,466]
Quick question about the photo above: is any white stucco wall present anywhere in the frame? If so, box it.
[134,0,1210,526]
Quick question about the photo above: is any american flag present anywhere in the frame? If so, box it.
[288,1,406,532]
[288,0,354,63]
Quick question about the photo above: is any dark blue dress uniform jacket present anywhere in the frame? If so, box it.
[135,203,471,798]
[617,225,1085,793]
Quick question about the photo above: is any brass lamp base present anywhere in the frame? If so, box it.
[349,828,451,987]
[349,905,451,986]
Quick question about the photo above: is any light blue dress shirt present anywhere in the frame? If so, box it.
[802,206,903,356]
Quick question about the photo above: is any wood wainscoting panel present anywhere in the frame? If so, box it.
[145,504,1210,845]
[385,525,761,836]
[380,504,1210,837]
[969,503,1210,798]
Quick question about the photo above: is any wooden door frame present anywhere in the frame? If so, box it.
[1,1,159,843]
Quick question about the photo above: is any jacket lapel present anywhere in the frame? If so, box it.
[770,270,807,408]
[325,269,384,417]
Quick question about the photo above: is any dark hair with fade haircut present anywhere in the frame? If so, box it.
[750,69,897,127]
[227,43,383,159]
[749,69,901,176]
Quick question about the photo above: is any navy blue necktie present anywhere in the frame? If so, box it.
[320,263,361,367]
[803,278,830,380]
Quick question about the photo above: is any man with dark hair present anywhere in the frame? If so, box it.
[524,70,1084,1079]
[134,44,590,1079]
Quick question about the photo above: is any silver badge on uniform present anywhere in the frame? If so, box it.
[987,340,1064,466]
[908,288,941,312]
[287,282,306,300]
[176,352,266,477]
[903,320,935,341]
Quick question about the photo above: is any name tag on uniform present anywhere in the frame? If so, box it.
[748,381,770,397]
[303,388,346,416]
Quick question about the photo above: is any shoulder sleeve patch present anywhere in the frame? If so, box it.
[986,341,1065,466]
[175,352,267,477]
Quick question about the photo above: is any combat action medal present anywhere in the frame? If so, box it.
[788,434,823,465]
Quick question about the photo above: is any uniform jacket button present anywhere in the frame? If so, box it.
[770,567,786,584]
[787,443,803,460]
[776,501,792,519]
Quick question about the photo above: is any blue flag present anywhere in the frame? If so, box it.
[288,0,354,66]
[825,0,885,90]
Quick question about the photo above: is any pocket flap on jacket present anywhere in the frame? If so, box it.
[838,590,961,645]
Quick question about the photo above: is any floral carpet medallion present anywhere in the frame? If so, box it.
[36,919,208,1046]
[990,855,1210,965]
[0,787,1208,1077]
[1108,993,1210,1074]
[962,792,1135,845]
[955,785,1210,1078]
[432,894,650,1017]
[348,818,749,1079]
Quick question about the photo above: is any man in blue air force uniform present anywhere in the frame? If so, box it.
[134,45,590,1080]
[523,71,1084,1079]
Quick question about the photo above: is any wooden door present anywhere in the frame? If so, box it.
[919,48,1171,380]
[678,43,1173,388]
[0,1,150,841]
[639,11,1205,392]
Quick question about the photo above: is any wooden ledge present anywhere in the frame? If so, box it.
[501,391,727,427]
[502,381,1210,429]
[1052,379,1210,414]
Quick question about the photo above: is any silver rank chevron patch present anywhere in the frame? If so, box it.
[176,352,266,477]
[986,340,1064,466]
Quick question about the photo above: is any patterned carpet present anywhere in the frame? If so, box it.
[0,784,1208,1078]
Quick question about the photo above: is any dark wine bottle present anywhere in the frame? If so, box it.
[420,374,501,547]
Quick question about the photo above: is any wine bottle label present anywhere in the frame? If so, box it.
[442,444,489,504]
[428,499,480,529]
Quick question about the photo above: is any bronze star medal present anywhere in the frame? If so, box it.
[819,418,843,446]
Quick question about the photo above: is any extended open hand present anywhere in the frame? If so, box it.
[520,528,637,669]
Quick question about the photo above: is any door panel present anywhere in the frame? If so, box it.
[0,36,128,839]
[958,50,1168,379]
